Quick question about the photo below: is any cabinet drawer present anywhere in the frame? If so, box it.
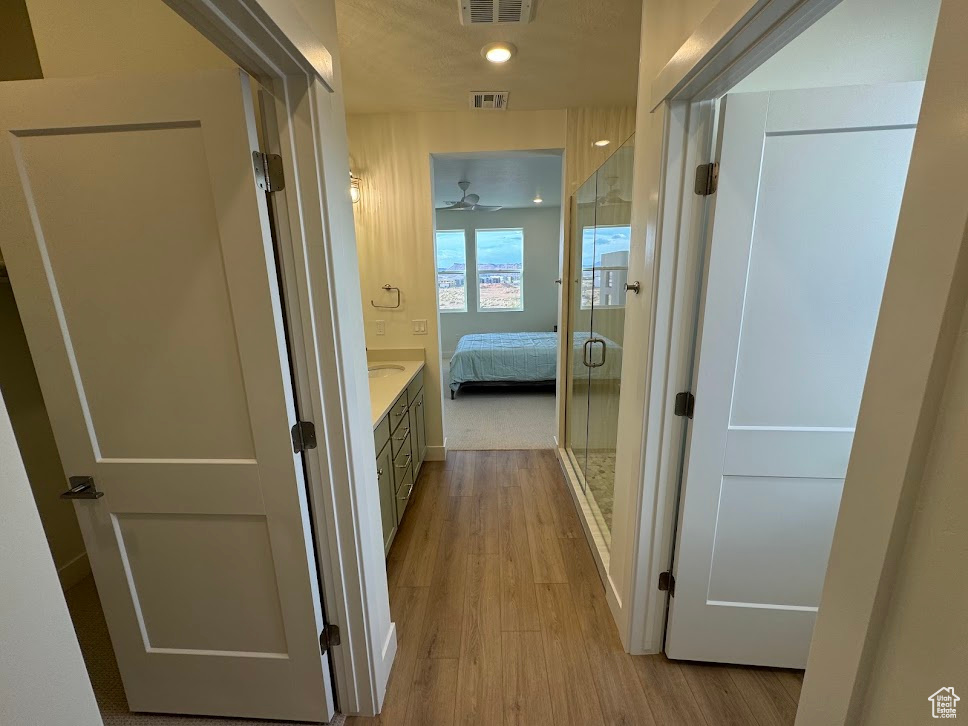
[373,415,390,456]
[388,391,409,431]
[394,464,413,524]
[391,421,411,457]
[392,438,413,473]
[407,368,424,405]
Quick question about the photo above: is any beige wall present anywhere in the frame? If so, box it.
[732,0,940,93]
[860,294,968,722]
[24,0,233,77]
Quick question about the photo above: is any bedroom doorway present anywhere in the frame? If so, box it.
[431,150,565,451]
[563,135,634,551]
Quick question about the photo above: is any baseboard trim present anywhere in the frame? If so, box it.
[425,443,447,461]
[58,551,91,591]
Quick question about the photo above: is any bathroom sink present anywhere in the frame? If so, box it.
[368,364,405,379]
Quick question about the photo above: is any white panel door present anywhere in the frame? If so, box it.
[666,82,923,668]
[0,70,335,721]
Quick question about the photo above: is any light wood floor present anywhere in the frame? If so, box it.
[347,450,803,726]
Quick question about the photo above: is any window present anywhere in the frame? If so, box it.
[435,229,467,312]
[580,225,632,309]
[475,228,524,311]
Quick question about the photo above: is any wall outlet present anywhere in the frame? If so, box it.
[375,320,385,336]
[412,319,428,335]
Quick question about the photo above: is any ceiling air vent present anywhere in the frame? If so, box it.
[469,91,509,111]
[459,0,534,25]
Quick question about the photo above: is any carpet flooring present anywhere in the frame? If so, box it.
[443,386,556,450]
[64,577,345,725]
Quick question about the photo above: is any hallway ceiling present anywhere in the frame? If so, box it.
[433,151,563,209]
[335,0,642,113]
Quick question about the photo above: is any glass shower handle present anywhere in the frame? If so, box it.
[582,338,593,367]
[587,338,606,368]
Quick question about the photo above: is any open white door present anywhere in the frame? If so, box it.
[0,70,335,721]
[666,82,923,668]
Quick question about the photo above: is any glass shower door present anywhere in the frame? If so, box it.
[583,136,634,537]
[565,175,599,490]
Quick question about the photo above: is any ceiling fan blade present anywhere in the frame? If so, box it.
[473,204,503,211]
[437,202,465,210]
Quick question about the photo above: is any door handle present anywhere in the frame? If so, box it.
[61,476,104,500]
[587,338,607,368]
[582,338,593,367]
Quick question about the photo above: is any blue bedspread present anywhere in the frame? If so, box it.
[449,331,624,392]
[449,332,557,392]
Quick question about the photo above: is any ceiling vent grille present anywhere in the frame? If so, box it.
[459,0,534,25]
[469,91,509,110]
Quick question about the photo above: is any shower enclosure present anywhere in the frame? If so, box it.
[564,135,634,548]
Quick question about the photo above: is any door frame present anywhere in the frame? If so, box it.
[162,0,394,716]
[629,0,963,724]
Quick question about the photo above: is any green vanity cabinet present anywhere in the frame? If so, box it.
[409,387,427,479]
[375,442,396,554]
[373,368,426,555]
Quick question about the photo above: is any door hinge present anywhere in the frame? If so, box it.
[253,151,285,192]
[291,421,317,453]
[694,162,719,196]
[658,571,676,596]
[674,391,695,419]
[319,623,341,654]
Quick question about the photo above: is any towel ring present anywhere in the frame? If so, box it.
[371,284,401,309]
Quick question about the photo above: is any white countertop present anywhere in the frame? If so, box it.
[368,360,425,428]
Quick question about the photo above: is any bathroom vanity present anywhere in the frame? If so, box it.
[368,360,426,554]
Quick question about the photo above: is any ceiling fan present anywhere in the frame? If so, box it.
[438,180,503,212]
[597,175,630,206]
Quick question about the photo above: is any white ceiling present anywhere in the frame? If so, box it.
[334,0,642,113]
[433,151,563,209]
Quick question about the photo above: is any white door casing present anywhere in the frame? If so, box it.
[0,70,335,721]
[666,82,923,668]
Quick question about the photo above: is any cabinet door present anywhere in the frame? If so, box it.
[376,444,396,554]
[410,388,427,477]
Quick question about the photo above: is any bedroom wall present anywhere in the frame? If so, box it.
[436,206,562,358]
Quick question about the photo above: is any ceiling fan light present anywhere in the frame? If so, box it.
[482,42,516,64]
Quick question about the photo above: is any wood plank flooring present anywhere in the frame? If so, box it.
[347,450,802,725]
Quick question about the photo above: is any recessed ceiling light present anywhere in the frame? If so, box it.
[533,196,543,204]
[482,42,516,64]
[593,139,611,147]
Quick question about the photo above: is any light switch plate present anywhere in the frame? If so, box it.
[412,319,428,335]
[375,320,385,336]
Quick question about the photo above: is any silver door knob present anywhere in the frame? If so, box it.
[61,476,104,500]
[626,281,641,294]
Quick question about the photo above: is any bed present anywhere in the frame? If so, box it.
[448,331,623,398]
[449,332,557,398]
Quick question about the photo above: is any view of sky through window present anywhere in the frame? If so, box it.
[476,228,524,311]
[435,229,467,311]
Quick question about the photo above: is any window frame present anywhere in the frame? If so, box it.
[474,227,525,313]
[434,228,469,313]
